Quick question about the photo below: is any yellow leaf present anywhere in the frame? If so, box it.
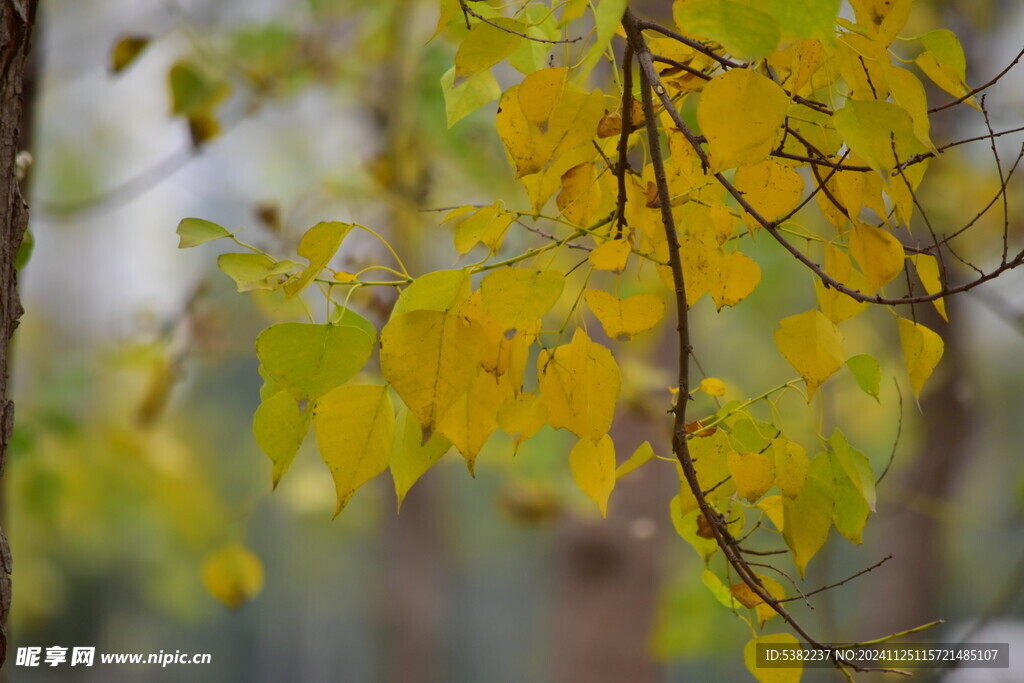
[390,407,451,510]
[884,64,935,152]
[832,100,921,178]
[733,160,804,225]
[758,494,785,531]
[454,19,523,81]
[585,289,666,340]
[897,317,944,398]
[679,235,720,307]
[915,29,979,109]
[728,451,775,502]
[754,575,787,627]
[480,268,565,333]
[496,68,605,178]
[711,251,761,310]
[557,162,602,226]
[497,392,547,452]
[771,438,809,498]
[437,368,510,474]
[698,377,727,397]
[849,0,912,46]
[202,543,264,609]
[284,221,353,299]
[910,254,947,321]
[256,323,373,401]
[744,633,802,683]
[783,454,834,577]
[458,291,534,380]
[697,69,789,172]
[816,243,869,323]
[380,310,486,436]
[453,203,516,255]
[253,390,310,488]
[110,35,150,74]
[314,385,394,516]
[774,310,844,399]
[849,220,904,292]
[392,269,472,317]
[570,434,616,517]
[589,238,632,272]
[729,581,763,609]
[538,328,620,441]
[616,441,656,479]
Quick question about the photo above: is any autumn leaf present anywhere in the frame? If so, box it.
[569,434,616,517]
[774,310,845,399]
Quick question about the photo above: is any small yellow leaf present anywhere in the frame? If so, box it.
[538,328,620,441]
[284,222,353,299]
[744,633,802,683]
[569,434,616,517]
[557,162,602,227]
[698,377,727,397]
[480,268,565,333]
[728,451,775,502]
[497,392,547,452]
[437,369,510,475]
[585,289,666,340]
[253,390,310,488]
[758,495,785,531]
[729,581,763,609]
[754,575,787,627]
[110,35,150,74]
[314,385,394,516]
[849,220,905,293]
[897,317,944,398]
[910,254,947,321]
[390,407,451,510]
[734,160,804,226]
[589,238,632,272]
[616,441,656,479]
[849,0,912,46]
[816,243,869,323]
[774,310,845,399]
[697,69,789,172]
[453,203,516,255]
[711,251,761,310]
[202,543,264,609]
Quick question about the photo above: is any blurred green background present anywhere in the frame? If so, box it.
[8,0,1024,680]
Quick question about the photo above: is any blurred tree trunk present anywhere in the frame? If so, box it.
[0,0,39,668]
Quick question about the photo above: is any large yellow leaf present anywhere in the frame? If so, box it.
[832,100,920,177]
[390,407,451,510]
[744,633,802,683]
[538,328,620,441]
[585,289,666,340]
[849,0,912,46]
[910,253,947,321]
[202,543,264,609]
[733,160,804,225]
[697,69,789,172]
[897,317,944,398]
[782,453,834,577]
[774,310,845,399]
[480,268,565,334]
[380,310,486,435]
[458,291,534,380]
[849,220,904,292]
[569,434,616,517]
[314,385,395,516]
[727,451,775,502]
[437,368,510,474]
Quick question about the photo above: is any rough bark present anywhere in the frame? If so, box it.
[0,0,39,667]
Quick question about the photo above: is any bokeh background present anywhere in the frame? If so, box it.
[8,0,1024,681]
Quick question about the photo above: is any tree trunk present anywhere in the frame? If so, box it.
[0,0,38,668]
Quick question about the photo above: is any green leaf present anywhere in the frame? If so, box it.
[832,100,921,177]
[769,0,839,42]
[670,498,718,561]
[616,441,655,479]
[218,253,299,292]
[329,306,378,344]
[14,228,32,271]
[701,570,742,609]
[110,35,150,74]
[168,60,231,117]
[441,66,501,127]
[176,217,230,248]
[676,0,781,60]
[576,0,629,80]
[313,385,395,516]
[782,453,834,577]
[390,407,451,510]
[253,390,311,488]
[392,270,472,318]
[828,429,876,511]
[846,354,881,400]
[256,323,373,401]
